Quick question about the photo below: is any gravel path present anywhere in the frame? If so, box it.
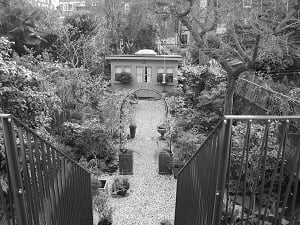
[95,100,177,225]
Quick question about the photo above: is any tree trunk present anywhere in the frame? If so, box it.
[224,74,237,115]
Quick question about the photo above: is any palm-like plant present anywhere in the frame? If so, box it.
[0,0,49,55]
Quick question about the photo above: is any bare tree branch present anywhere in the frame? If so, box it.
[251,34,260,64]
[230,25,251,63]
[275,0,300,32]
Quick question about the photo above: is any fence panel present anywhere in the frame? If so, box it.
[0,114,93,225]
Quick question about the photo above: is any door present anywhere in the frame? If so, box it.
[136,66,152,85]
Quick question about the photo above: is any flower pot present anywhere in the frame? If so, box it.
[157,127,166,140]
[173,163,184,179]
[98,179,108,194]
[129,125,136,138]
[158,151,173,175]
[119,150,133,175]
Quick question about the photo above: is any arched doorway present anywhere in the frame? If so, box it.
[119,88,169,146]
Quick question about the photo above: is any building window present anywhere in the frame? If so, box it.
[145,67,152,83]
[166,68,173,83]
[157,67,164,82]
[62,4,67,11]
[243,0,252,8]
[124,66,131,73]
[136,66,143,83]
[124,3,130,13]
[68,3,73,11]
[115,66,122,81]
[180,34,188,45]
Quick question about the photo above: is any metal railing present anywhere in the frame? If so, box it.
[174,115,300,225]
[236,78,300,115]
[0,114,93,225]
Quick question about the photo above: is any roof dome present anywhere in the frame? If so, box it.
[134,49,157,55]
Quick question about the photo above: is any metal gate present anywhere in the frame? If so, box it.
[175,115,300,225]
[0,114,93,225]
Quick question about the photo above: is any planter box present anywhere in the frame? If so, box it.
[98,179,108,194]
[119,151,133,175]
[158,151,173,175]
[173,163,184,179]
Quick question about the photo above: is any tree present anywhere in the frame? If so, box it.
[153,0,300,114]
[104,0,159,54]
[0,0,58,56]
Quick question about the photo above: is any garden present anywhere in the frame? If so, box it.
[0,0,300,224]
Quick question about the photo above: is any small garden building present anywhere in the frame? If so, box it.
[106,49,182,98]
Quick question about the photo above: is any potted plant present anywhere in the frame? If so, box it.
[111,177,130,197]
[119,148,133,175]
[129,124,136,138]
[157,124,167,140]
[91,176,109,195]
[115,71,132,83]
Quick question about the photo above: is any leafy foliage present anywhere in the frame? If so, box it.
[230,121,286,194]
[61,119,117,161]
[111,177,129,196]
[167,63,225,162]
[0,37,61,129]
[115,71,133,83]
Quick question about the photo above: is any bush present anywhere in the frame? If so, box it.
[93,192,108,215]
[98,207,113,225]
[111,177,129,196]
[93,192,113,225]
[115,72,132,83]
[61,120,117,161]
[229,121,286,194]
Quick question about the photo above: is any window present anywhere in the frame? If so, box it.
[145,67,151,83]
[243,0,252,8]
[166,68,173,83]
[136,67,143,83]
[180,34,188,45]
[115,66,122,74]
[157,67,164,82]
[124,3,129,13]
[124,66,131,73]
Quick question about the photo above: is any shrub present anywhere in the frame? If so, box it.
[115,72,132,83]
[93,192,113,225]
[111,177,129,196]
[93,192,108,215]
[229,121,286,194]
[61,120,117,161]
[98,207,113,225]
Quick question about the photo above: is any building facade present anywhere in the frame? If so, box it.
[28,0,59,9]
[106,49,182,97]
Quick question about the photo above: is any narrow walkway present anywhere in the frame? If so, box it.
[98,100,177,225]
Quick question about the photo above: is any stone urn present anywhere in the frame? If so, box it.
[157,125,167,140]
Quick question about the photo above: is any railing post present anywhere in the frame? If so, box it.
[2,116,28,225]
[213,118,232,225]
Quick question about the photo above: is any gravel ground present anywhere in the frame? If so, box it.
[94,99,177,225]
